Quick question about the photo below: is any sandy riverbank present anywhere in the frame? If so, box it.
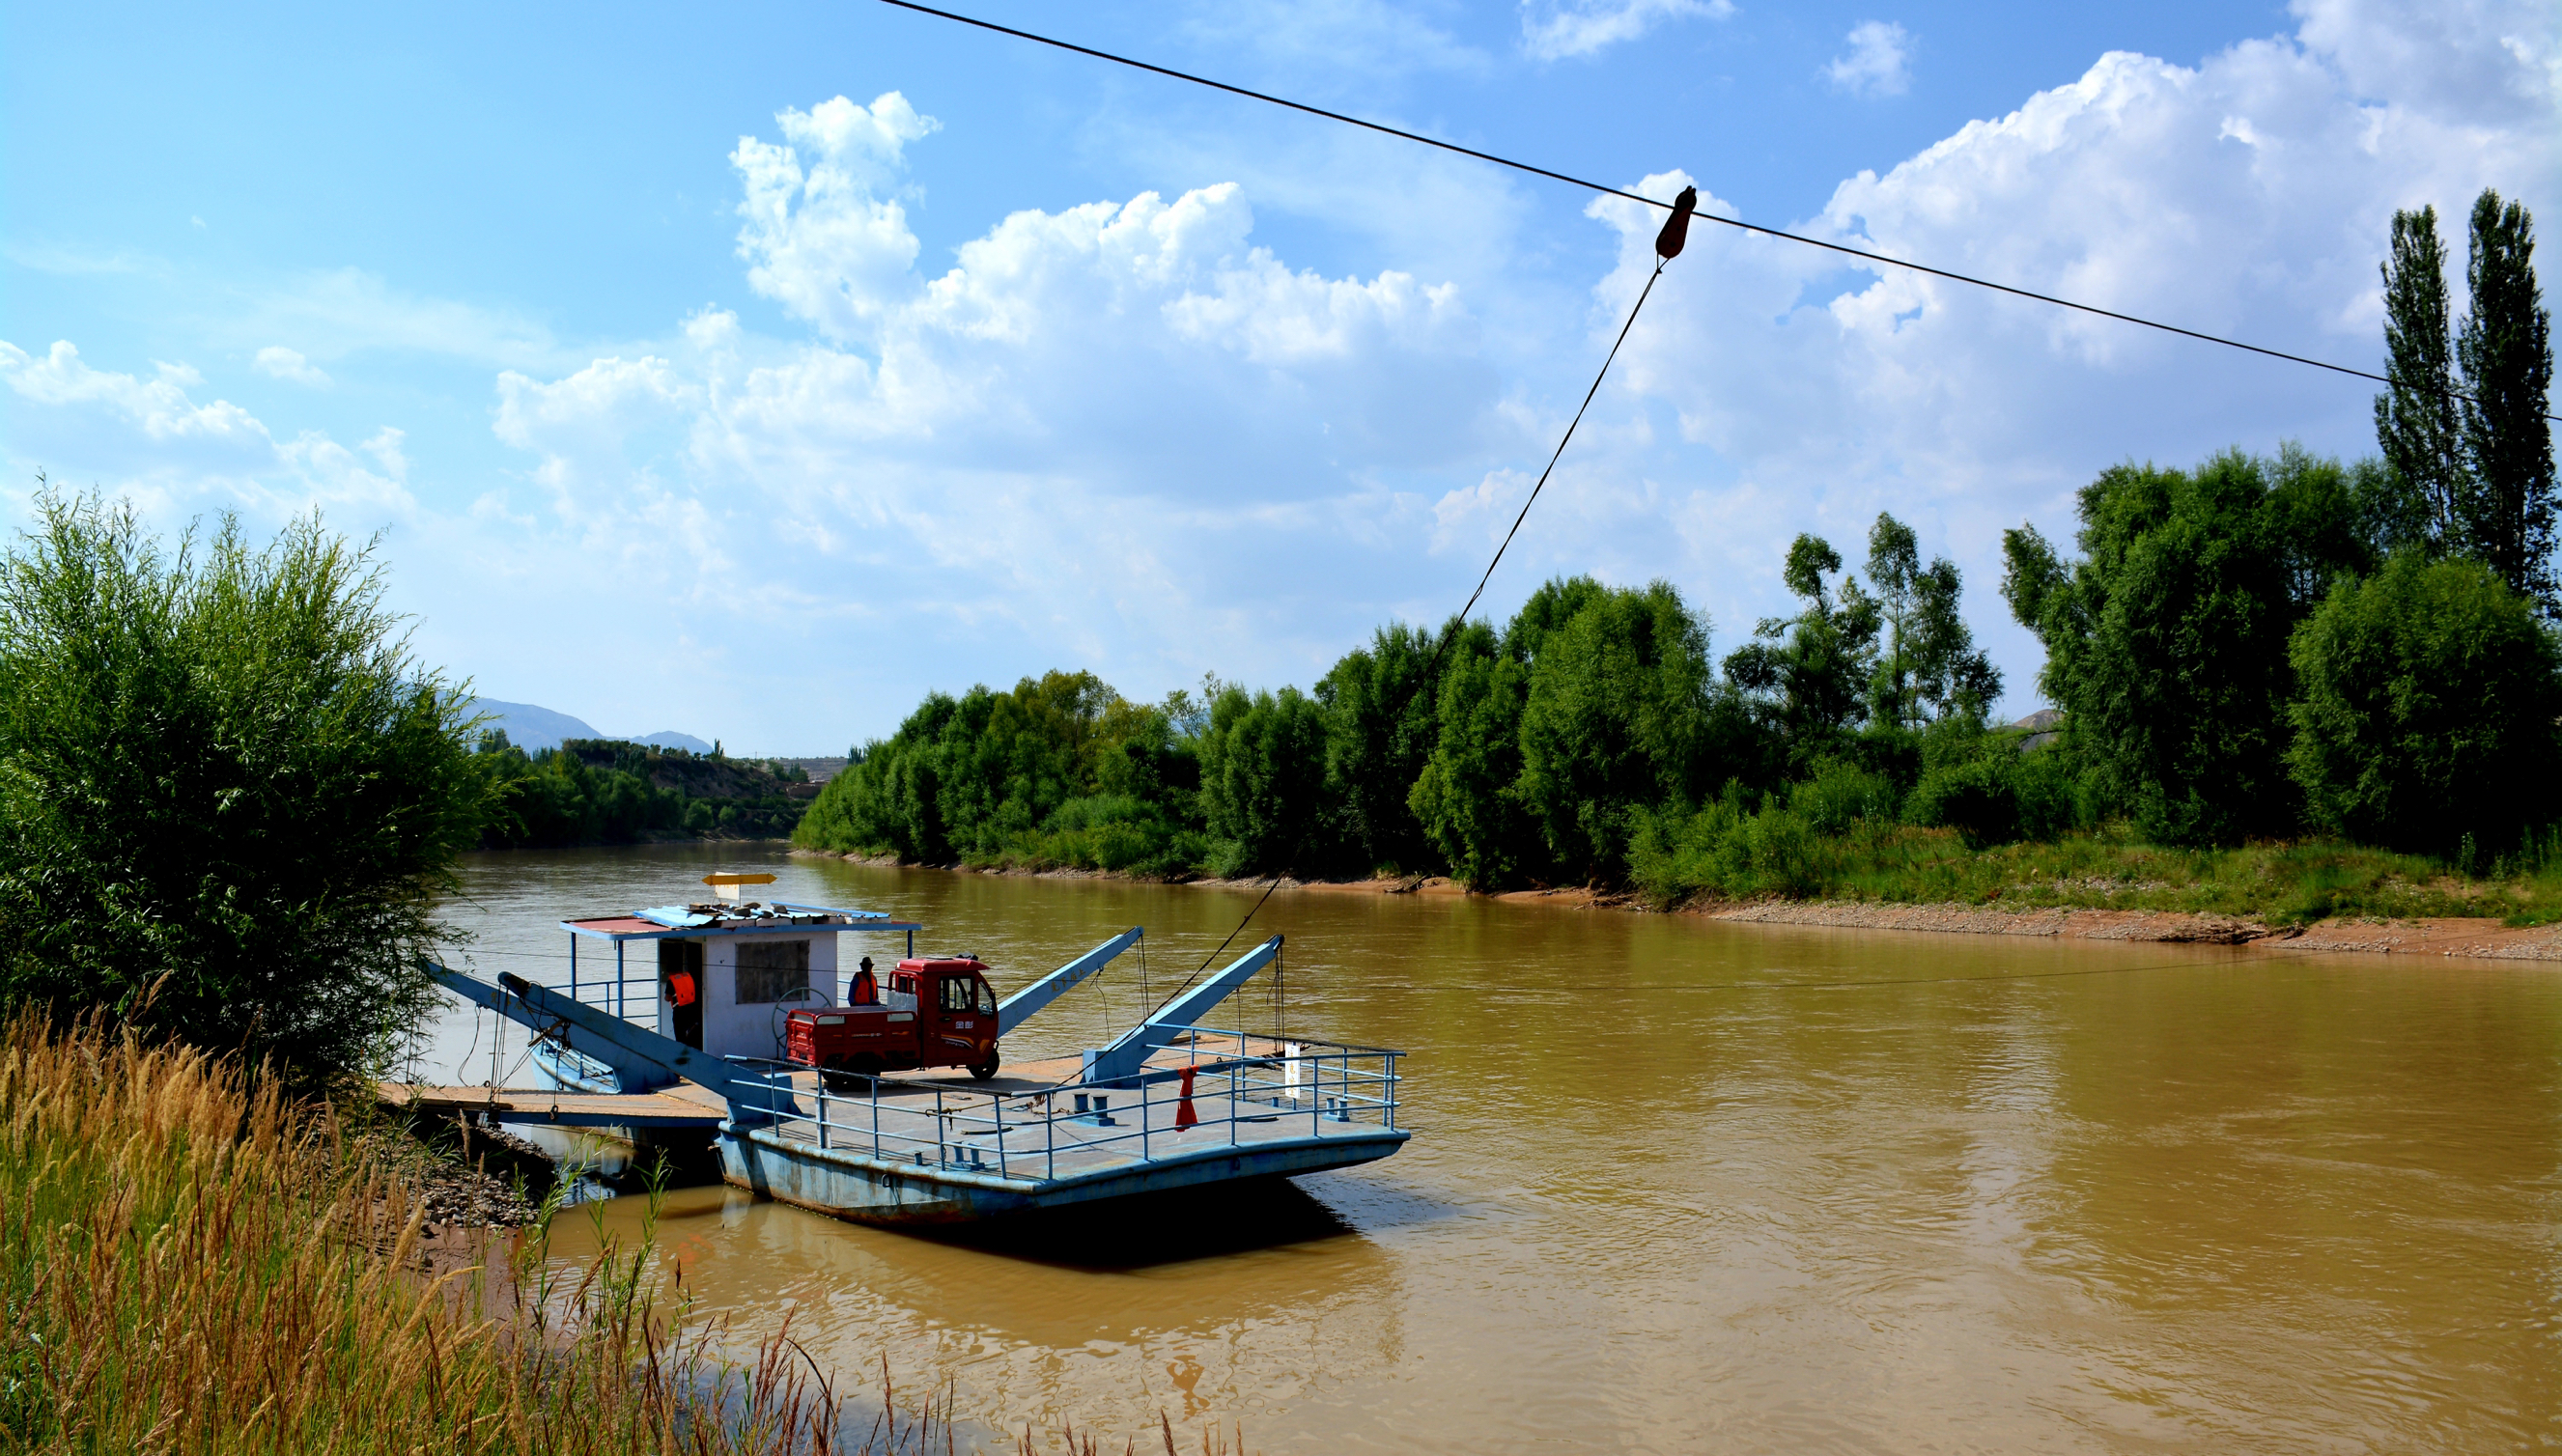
[794,849,2562,962]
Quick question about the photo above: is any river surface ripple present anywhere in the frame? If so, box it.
[420,844,2562,1453]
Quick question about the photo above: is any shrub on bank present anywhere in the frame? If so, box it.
[2286,551,2562,856]
[0,490,486,1080]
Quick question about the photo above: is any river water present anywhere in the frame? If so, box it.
[423,843,2561,1452]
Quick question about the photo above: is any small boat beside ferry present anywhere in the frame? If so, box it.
[407,873,1409,1227]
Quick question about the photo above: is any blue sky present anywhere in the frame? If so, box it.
[5,0,2555,752]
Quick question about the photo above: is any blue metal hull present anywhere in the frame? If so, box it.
[718,1122,1411,1226]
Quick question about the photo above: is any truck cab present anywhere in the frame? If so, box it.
[786,956,1001,1084]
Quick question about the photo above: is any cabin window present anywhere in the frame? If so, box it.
[976,980,998,1014]
[939,976,974,1013]
[733,939,811,1004]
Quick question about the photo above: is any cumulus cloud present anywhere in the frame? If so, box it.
[732,94,939,341]
[1826,21,1913,97]
[2,341,269,450]
[1556,4,2556,699]
[1520,0,1732,61]
[9,3,2554,742]
[0,338,411,515]
[429,99,1510,711]
[254,345,331,386]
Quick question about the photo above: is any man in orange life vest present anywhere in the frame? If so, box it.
[848,956,881,1005]
[664,960,701,1048]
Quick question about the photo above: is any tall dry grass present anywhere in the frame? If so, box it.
[0,1013,957,1454]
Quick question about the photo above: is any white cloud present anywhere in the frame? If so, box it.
[254,345,331,386]
[732,93,939,342]
[226,268,566,371]
[1520,0,1732,62]
[1558,3,2555,706]
[1826,21,1914,97]
[2,341,267,449]
[8,3,2553,743]
[0,338,412,517]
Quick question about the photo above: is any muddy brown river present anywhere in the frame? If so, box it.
[422,844,2561,1452]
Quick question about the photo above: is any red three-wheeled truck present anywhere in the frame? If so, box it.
[784,956,1002,1084]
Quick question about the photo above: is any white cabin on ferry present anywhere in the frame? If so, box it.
[559,873,921,1071]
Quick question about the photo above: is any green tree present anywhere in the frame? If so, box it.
[2454,189,2555,611]
[1408,622,1540,886]
[1197,685,1337,875]
[1863,513,2000,731]
[0,490,489,1080]
[1315,622,1445,874]
[2002,448,2368,844]
[2375,204,2466,549]
[1722,534,1879,766]
[1514,579,1719,882]
[2288,550,2561,854]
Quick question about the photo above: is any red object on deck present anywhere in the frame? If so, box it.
[785,956,1001,1080]
[1174,1065,1199,1129]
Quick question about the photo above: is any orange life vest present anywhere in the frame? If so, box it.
[667,970,697,1008]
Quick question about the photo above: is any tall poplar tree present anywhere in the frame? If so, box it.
[2374,205,2464,549]
[2455,189,2555,612]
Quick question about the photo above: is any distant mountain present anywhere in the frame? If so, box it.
[466,700,718,756]
[466,698,601,753]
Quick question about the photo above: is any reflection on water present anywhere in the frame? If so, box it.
[432,844,2562,1452]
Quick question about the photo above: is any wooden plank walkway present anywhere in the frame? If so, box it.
[378,1080,727,1129]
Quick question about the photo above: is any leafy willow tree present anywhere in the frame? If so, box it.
[0,489,490,1081]
[1315,622,1446,874]
[1407,621,1538,886]
[2002,448,2371,844]
[2454,189,2555,612]
[1722,534,1880,765]
[1863,513,2001,731]
[1514,579,1722,883]
[1197,684,1334,875]
[2376,204,2466,549]
[2287,550,2561,855]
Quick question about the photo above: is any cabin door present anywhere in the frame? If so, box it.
[659,938,705,1050]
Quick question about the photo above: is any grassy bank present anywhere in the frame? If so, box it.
[0,1016,899,1454]
[1628,818,2562,927]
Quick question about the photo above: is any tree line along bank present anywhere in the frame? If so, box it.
[798,189,2559,910]
[0,190,2547,1086]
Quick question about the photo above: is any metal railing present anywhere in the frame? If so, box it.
[560,963,662,1020]
[716,1026,1402,1184]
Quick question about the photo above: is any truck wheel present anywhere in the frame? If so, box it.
[968,1051,999,1081]
[819,1054,856,1093]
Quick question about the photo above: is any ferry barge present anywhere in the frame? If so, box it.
[408,875,1409,1227]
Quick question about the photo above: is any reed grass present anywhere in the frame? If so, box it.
[0,1013,962,1454]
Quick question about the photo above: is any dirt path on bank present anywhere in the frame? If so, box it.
[796,852,2562,962]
